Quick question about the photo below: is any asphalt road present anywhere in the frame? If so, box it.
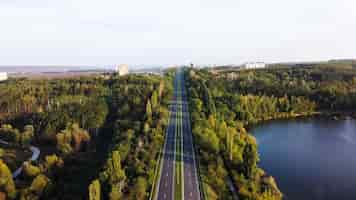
[180,70,201,200]
[156,71,178,200]
[156,68,200,200]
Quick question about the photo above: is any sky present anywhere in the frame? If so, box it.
[0,0,355,66]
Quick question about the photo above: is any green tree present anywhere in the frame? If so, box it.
[243,138,259,178]
[151,91,159,111]
[0,159,16,199]
[131,177,147,200]
[0,124,20,144]
[89,179,101,200]
[56,123,90,154]
[19,125,34,146]
[100,151,126,200]
[23,161,41,178]
[145,100,152,120]
[30,174,50,196]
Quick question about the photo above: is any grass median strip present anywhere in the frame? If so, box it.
[175,75,184,200]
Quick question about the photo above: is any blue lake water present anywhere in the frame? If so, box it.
[251,118,356,200]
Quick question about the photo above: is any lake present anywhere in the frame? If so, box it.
[251,118,356,200]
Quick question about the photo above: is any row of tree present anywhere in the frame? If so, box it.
[217,65,356,110]
[187,64,356,199]
[187,68,283,200]
[89,74,173,199]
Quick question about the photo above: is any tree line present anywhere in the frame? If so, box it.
[186,64,356,200]
[0,73,173,200]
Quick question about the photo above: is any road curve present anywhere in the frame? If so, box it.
[0,139,40,178]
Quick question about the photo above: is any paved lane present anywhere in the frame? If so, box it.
[156,72,179,200]
[155,68,200,200]
[179,70,201,200]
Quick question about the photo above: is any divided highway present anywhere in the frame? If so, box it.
[155,68,201,200]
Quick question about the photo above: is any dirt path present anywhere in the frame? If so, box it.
[0,139,40,178]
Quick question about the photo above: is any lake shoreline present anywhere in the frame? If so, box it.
[245,110,356,131]
[250,117,356,200]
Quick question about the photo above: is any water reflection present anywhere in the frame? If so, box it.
[252,118,356,200]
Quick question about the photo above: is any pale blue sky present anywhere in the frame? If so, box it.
[0,0,355,66]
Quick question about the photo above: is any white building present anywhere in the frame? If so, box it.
[115,64,129,76]
[244,62,266,69]
[0,72,8,81]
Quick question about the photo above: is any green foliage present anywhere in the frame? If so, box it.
[56,123,90,155]
[0,77,107,116]
[19,125,34,146]
[0,159,16,199]
[41,154,64,173]
[0,124,35,146]
[130,177,147,200]
[0,124,20,144]
[29,174,50,195]
[219,65,356,110]
[151,90,159,111]
[186,68,283,200]
[89,179,101,200]
[23,161,41,178]
[20,174,51,200]
[100,151,126,199]
[146,100,153,120]
[95,74,172,199]
[0,73,172,199]
[20,154,63,200]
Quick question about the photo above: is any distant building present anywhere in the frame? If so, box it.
[0,72,8,81]
[244,62,266,69]
[115,65,129,76]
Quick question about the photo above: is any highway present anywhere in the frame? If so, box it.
[180,69,201,200]
[155,68,200,200]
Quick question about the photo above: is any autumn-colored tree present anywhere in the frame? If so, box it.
[0,159,16,199]
[41,154,64,173]
[23,161,41,178]
[56,123,90,154]
[30,174,50,196]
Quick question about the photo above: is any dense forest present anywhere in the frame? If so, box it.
[214,64,356,111]
[0,72,173,200]
[185,64,356,200]
[1,64,356,200]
